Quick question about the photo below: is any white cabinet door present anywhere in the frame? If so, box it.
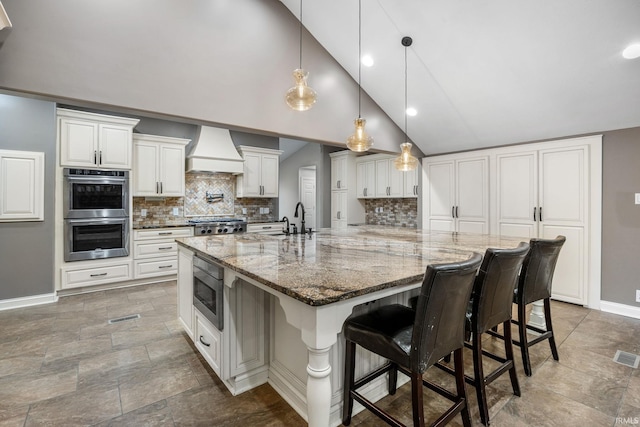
[356,161,375,198]
[456,157,489,234]
[375,158,389,197]
[241,152,262,197]
[59,118,99,167]
[331,154,348,190]
[98,124,132,169]
[403,165,420,198]
[496,151,538,238]
[425,160,455,232]
[133,142,160,196]
[0,150,44,222]
[260,154,279,197]
[159,144,185,196]
[331,190,347,228]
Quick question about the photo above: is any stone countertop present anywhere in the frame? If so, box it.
[176,226,527,307]
[133,223,194,230]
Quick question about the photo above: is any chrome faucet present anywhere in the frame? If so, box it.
[294,202,306,234]
[281,216,290,235]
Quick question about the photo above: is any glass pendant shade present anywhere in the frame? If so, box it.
[285,68,317,111]
[394,142,418,171]
[346,117,373,152]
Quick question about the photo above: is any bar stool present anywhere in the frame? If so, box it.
[489,236,565,376]
[451,242,529,426]
[342,253,483,427]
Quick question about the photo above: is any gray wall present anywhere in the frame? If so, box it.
[0,0,406,153]
[601,127,640,307]
[0,94,56,299]
[279,142,325,229]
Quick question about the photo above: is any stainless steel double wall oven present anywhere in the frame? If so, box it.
[63,168,130,262]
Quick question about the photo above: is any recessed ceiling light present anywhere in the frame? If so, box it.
[406,107,417,116]
[622,43,640,59]
[361,55,374,67]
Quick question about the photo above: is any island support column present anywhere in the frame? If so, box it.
[278,297,355,427]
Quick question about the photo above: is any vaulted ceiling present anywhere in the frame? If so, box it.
[280,0,640,155]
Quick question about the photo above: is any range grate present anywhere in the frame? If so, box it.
[108,314,141,324]
[613,350,640,368]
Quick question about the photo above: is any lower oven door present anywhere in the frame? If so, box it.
[193,263,224,331]
[64,217,129,262]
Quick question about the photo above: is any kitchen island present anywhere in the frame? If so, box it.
[176,226,526,427]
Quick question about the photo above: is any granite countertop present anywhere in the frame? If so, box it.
[176,226,527,307]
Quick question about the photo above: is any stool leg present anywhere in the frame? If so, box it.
[454,348,472,427]
[411,370,425,426]
[342,340,356,426]
[544,298,559,361]
[503,320,521,397]
[472,332,489,426]
[389,362,398,395]
[517,301,532,376]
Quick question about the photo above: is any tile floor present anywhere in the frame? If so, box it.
[0,281,638,426]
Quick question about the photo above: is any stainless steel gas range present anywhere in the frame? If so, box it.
[188,218,247,235]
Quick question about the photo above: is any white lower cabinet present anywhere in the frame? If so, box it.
[194,307,222,376]
[133,227,193,279]
[61,260,132,290]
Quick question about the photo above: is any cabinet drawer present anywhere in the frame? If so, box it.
[134,257,178,278]
[194,309,222,376]
[62,262,131,289]
[246,222,284,234]
[134,240,178,259]
[133,227,193,240]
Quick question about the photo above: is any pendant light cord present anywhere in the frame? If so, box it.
[404,43,408,142]
[358,0,362,118]
[299,0,303,69]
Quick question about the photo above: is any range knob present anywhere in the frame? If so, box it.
[200,229,206,234]
[233,227,238,232]
[218,228,224,233]
[223,228,229,233]
[206,228,212,234]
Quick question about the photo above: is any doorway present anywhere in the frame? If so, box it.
[299,166,316,231]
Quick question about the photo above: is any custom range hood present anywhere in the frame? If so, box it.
[186,126,244,174]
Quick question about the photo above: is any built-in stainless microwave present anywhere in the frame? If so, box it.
[63,168,129,219]
[64,217,130,262]
[193,255,224,330]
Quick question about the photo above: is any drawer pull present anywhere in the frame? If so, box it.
[158,265,173,269]
[158,232,173,235]
[199,335,211,347]
[262,226,272,229]
[90,272,108,277]
[158,246,173,250]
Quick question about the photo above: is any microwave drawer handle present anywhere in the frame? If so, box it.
[199,335,211,347]
[90,272,108,277]
[158,232,173,236]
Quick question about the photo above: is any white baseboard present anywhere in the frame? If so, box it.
[600,300,640,320]
[0,293,58,311]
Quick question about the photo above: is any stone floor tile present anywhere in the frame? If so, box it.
[146,335,194,363]
[93,400,175,427]
[111,323,172,350]
[0,404,29,427]
[0,369,77,407]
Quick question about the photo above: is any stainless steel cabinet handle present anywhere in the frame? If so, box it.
[158,232,173,235]
[90,272,107,277]
[158,246,172,250]
[199,336,211,347]
[158,265,173,269]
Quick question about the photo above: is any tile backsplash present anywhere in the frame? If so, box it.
[365,198,417,228]
[132,172,276,227]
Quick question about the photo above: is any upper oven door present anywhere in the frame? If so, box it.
[64,172,129,218]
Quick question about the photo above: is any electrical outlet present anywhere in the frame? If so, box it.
[172,207,179,216]
[140,209,147,217]
[264,207,269,214]
[636,289,640,303]
[636,193,640,205]
[242,208,247,215]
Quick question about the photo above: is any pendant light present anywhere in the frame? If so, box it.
[285,0,317,111]
[346,0,373,152]
[394,36,419,171]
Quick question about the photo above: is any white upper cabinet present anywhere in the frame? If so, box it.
[356,160,375,198]
[58,108,139,169]
[236,146,282,198]
[423,155,489,233]
[133,134,190,197]
[403,165,420,198]
[0,150,44,222]
[331,152,349,190]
